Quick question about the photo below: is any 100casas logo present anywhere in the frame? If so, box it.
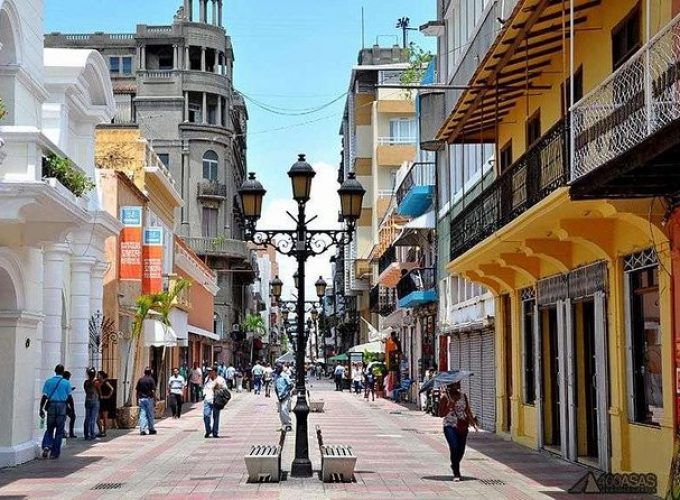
[569,471,657,494]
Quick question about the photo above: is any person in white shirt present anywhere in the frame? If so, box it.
[167,368,186,419]
[352,363,363,394]
[225,363,236,390]
[263,363,274,398]
[252,361,264,395]
[202,367,227,438]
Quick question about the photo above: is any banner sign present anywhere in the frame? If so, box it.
[119,206,142,280]
[142,227,163,294]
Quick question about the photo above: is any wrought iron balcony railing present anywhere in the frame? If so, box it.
[197,181,227,199]
[449,118,569,261]
[396,162,436,207]
[378,246,397,276]
[572,13,680,182]
[369,285,397,317]
[396,267,436,300]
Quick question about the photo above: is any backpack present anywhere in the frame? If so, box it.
[213,387,232,409]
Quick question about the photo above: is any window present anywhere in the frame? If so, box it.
[109,56,133,75]
[157,154,169,168]
[202,207,219,237]
[522,299,536,405]
[500,141,513,173]
[202,150,218,181]
[109,57,120,74]
[389,118,416,144]
[612,7,641,70]
[526,111,541,149]
[627,259,662,425]
[562,67,584,115]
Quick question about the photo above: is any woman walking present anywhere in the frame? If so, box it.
[442,382,477,481]
[97,371,114,437]
[83,368,100,440]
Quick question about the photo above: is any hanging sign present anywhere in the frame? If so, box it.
[142,227,163,294]
[119,206,142,280]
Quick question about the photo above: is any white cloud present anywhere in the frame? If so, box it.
[257,161,340,303]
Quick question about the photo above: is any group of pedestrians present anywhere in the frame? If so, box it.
[39,364,115,459]
[333,362,376,400]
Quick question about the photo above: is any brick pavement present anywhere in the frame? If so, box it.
[0,380,607,499]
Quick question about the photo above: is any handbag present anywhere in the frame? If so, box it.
[213,387,231,409]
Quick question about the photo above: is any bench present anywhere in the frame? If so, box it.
[316,425,356,482]
[244,429,286,482]
[307,390,325,413]
[392,378,413,402]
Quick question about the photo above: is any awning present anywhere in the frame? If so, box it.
[329,353,348,362]
[276,351,295,364]
[348,341,384,354]
[168,308,188,347]
[393,210,435,247]
[143,319,178,347]
[361,318,393,343]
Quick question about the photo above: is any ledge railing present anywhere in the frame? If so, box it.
[572,13,680,182]
[449,118,569,261]
[396,162,435,206]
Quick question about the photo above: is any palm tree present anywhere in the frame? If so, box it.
[242,313,266,363]
[124,278,191,406]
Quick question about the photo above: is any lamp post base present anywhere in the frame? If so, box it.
[290,458,313,477]
[290,393,313,477]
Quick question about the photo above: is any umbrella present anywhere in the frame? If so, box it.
[366,361,385,372]
[328,353,348,362]
[419,370,474,393]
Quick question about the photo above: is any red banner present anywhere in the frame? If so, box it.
[142,227,163,294]
[119,207,142,280]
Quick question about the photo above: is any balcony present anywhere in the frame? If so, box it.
[396,162,435,217]
[396,268,437,309]
[185,236,249,260]
[369,285,397,317]
[377,246,417,288]
[197,181,227,201]
[449,118,569,261]
[376,138,417,166]
[571,13,680,198]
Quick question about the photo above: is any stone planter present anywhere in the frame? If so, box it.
[116,406,139,429]
[154,400,166,419]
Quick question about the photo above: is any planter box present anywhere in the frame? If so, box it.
[116,406,140,429]
[154,400,166,419]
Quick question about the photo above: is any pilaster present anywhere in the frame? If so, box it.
[41,243,70,383]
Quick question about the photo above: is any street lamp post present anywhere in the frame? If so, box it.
[239,154,365,477]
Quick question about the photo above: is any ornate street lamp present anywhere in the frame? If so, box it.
[238,154,365,477]
[281,304,289,323]
[314,276,327,299]
[310,305,319,322]
[293,270,299,290]
[271,275,283,300]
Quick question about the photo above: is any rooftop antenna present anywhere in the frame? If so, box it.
[396,17,417,49]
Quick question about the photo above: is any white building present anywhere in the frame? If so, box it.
[0,0,119,466]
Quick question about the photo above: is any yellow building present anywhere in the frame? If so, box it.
[433,0,678,493]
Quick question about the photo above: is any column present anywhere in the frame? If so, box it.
[215,52,220,74]
[41,243,70,383]
[69,256,96,431]
[184,91,189,122]
[185,46,190,70]
[217,96,222,127]
[89,262,108,371]
[183,0,190,18]
[173,45,178,70]
[136,47,142,69]
[202,92,207,124]
[211,0,217,25]
[217,0,222,27]
[188,0,193,21]
[200,46,206,71]
[200,0,206,22]
[141,46,146,70]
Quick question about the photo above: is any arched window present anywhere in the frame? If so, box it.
[202,150,218,181]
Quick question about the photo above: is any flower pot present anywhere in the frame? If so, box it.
[116,406,140,429]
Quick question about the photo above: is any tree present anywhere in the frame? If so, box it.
[242,313,266,338]
[124,278,191,406]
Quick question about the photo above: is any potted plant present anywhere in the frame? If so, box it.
[42,153,96,198]
[116,279,191,428]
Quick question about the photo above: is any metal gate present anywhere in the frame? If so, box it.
[448,329,496,431]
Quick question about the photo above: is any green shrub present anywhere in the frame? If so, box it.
[43,153,96,198]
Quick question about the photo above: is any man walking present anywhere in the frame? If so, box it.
[252,360,264,395]
[189,362,203,402]
[263,362,274,398]
[225,363,235,389]
[334,363,345,391]
[39,364,70,458]
[274,363,293,432]
[203,367,226,438]
[136,368,157,436]
[168,367,186,418]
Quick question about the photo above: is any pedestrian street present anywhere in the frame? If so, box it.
[0,380,605,499]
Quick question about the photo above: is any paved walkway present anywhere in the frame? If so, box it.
[0,380,596,499]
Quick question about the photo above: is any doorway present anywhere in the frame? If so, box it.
[574,300,599,462]
[503,295,513,433]
[542,306,561,450]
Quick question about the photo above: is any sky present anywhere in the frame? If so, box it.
[45,0,435,301]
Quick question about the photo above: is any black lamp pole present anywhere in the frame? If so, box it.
[238,154,365,477]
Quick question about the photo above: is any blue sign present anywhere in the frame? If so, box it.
[120,206,142,227]
[143,228,163,246]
